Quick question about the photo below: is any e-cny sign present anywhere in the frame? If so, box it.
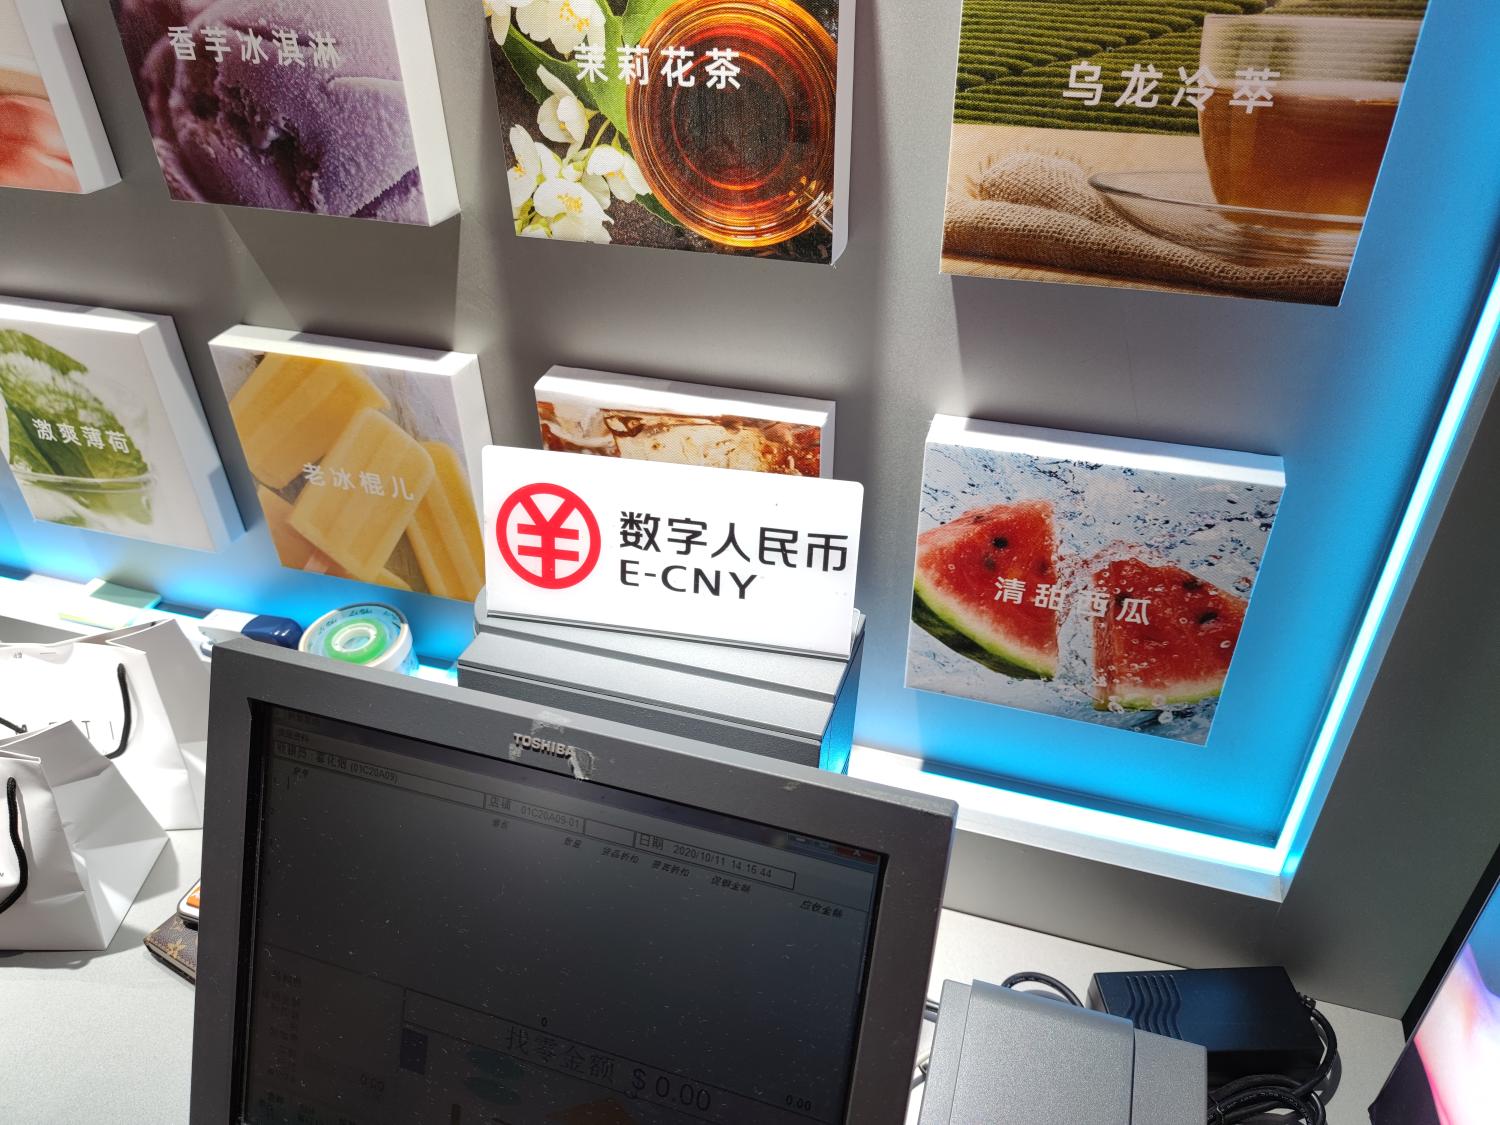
[483,445,864,657]
[496,483,601,590]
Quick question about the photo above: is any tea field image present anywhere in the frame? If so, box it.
[953,0,1426,134]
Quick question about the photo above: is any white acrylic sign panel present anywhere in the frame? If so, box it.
[482,446,863,657]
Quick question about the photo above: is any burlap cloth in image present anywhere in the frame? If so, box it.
[944,153,1346,304]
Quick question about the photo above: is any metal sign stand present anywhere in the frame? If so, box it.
[459,599,865,771]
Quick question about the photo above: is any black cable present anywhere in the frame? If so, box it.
[104,664,132,760]
[913,998,940,1091]
[0,666,130,750]
[0,777,28,915]
[1001,971,1083,1007]
[1207,994,1337,1125]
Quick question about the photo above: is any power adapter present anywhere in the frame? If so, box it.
[1088,966,1326,1089]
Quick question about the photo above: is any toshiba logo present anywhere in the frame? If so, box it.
[509,733,578,760]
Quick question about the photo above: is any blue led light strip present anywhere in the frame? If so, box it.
[853,263,1500,900]
[1273,264,1500,883]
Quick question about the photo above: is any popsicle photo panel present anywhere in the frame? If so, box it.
[208,328,492,603]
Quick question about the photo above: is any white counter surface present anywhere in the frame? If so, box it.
[1,832,1402,1124]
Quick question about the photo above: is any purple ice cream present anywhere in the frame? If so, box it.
[113,0,426,222]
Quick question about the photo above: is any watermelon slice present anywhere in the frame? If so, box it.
[912,500,1060,679]
[1091,558,1247,711]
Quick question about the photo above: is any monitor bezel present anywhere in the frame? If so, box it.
[192,639,956,1125]
[1400,836,1500,1036]
[1371,843,1500,1118]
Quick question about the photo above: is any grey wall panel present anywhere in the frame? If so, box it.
[0,0,1497,1016]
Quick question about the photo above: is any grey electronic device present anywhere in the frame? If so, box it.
[193,640,955,1125]
[918,980,1205,1125]
[459,602,865,770]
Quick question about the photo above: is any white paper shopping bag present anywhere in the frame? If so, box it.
[0,723,167,951]
[0,621,208,828]
[83,621,208,821]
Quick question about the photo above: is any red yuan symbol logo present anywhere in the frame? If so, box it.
[496,483,601,590]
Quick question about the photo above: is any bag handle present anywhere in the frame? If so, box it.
[104,664,133,760]
[0,662,129,754]
[0,777,28,916]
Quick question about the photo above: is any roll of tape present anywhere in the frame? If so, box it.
[299,603,416,676]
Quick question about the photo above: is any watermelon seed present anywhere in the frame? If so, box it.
[1182,578,1202,590]
[1198,611,1218,624]
[991,537,1008,549]
[981,555,996,571]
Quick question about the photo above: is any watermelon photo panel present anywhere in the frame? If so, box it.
[906,414,1285,746]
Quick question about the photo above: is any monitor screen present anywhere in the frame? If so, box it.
[1370,877,1500,1124]
[237,704,886,1125]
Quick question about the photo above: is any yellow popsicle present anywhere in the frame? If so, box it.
[289,410,435,582]
[306,550,411,591]
[257,485,317,569]
[230,354,389,489]
[406,442,484,602]
[377,570,412,592]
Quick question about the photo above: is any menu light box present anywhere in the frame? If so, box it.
[483,0,856,262]
[535,367,835,478]
[907,414,1285,746]
[110,0,459,224]
[1,0,118,193]
[209,327,492,603]
[940,0,1430,304]
[0,296,242,551]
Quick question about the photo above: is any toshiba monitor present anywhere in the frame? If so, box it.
[193,640,955,1125]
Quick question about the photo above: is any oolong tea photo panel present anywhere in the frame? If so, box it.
[906,416,1285,746]
[484,0,851,261]
[942,0,1430,304]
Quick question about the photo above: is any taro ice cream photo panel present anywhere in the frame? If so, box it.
[110,0,458,223]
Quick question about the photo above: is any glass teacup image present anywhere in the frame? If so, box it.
[0,362,156,535]
[626,0,837,249]
[12,466,156,531]
[1198,15,1421,221]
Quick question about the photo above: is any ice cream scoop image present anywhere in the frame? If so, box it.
[115,0,427,221]
[0,94,81,192]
